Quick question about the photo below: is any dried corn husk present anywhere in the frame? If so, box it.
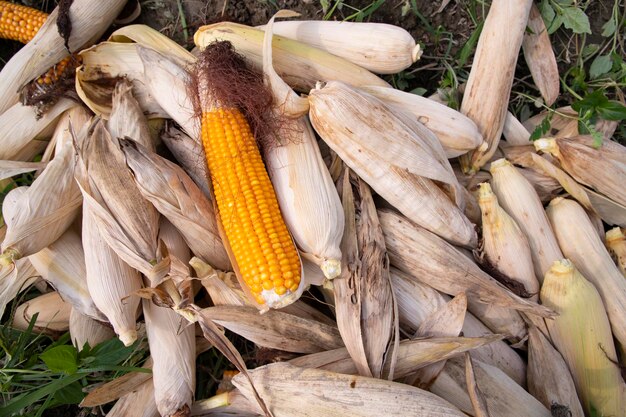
[75,120,162,283]
[379,209,552,317]
[160,126,210,198]
[82,358,154,407]
[540,259,625,417]
[0,258,38,318]
[106,378,159,417]
[0,160,47,181]
[535,137,626,207]
[82,210,141,347]
[262,15,344,279]
[459,0,533,173]
[199,305,342,354]
[0,99,75,161]
[489,158,563,279]
[233,362,466,417]
[521,4,559,106]
[391,268,526,385]
[309,81,476,247]
[522,106,577,133]
[0,0,127,113]
[546,198,626,357]
[12,291,71,334]
[258,20,420,74]
[143,300,195,417]
[119,138,229,271]
[527,325,584,417]
[137,46,199,139]
[194,22,389,92]
[431,357,552,417]
[1,140,82,265]
[76,42,166,119]
[29,228,105,321]
[333,170,397,378]
[69,308,115,350]
[107,79,153,150]
[464,353,490,417]
[361,86,483,157]
[476,183,539,299]
[606,227,626,276]
[502,112,530,146]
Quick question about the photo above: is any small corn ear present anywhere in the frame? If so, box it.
[12,291,71,334]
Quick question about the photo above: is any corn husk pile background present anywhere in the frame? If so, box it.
[1,1,625,417]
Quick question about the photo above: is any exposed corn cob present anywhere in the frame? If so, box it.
[309,81,476,247]
[0,1,46,43]
[540,259,625,417]
[489,158,563,279]
[194,42,303,308]
[527,325,585,417]
[476,183,540,299]
[263,13,343,280]
[606,227,626,277]
[361,85,483,158]
[258,20,420,74]
[69,308,115,350]
[12,291,71,334]
[535,137,626,207]
[459,0,533,173]
[0,0,127,113]
[521,3,559,106]
[28,228,105,321]
[1,140,82,265]
[546,198,626,359]
[194,22,389,92]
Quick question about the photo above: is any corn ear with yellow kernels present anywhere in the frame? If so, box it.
[540,259,625,417]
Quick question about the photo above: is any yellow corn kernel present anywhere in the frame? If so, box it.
[201,107,301,303]
[36,54,82,85]
[0,1,47,44]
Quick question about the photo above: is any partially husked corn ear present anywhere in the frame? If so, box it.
[606,227,626,277]
[540,259,625,417]
[476,183,539,299]
[0,1,46,43]
[489,158,563,280]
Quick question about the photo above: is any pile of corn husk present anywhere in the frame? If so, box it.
[1,2,625,417]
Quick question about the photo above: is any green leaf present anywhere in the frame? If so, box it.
[546,14,563,34]
[589,54,613,79]
[561,7,591,34]
[410,87,427,96]
[458,21,484,67]
[539,0,555,27]
[88,337,136,367]
[572,90,608,114]
[601,18,617,37]
[53,380,85,405]
[582,44,600,59]
[597,101,626,121]
[0,373,85,415]
[39,345,78,375]
[529,115,552,141]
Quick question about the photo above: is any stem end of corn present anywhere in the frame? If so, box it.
[0,248,19,267]
[321,258,341,280]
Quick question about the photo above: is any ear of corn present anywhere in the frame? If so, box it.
[361,85,484,158]
[502,112,530,146]
[476,183,540,299]
[0,257,38,318]
[12,291,71,334]
[0,0,127,113]
[309,81,476,248]
[527,325,585,417]
[606,227,626,277]
[194,22,389,92]
[459,0,533,173]
[535,137,626,207]
[258,19,420,74]
[489,158,563,279]
[69,308,115,350]
[0,1,47,43]
[540,259,625,417]
[546,198,626,359]
[521,3,559,106]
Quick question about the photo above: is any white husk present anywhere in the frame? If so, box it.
[540,259,625,417]
[29,228,105,321]
[489,158,563,279]
[309,81,476,247]
[0,99,75,160]
[1,140,82,264]
[0,258,39,318]
[107,79,154,150]
[106,378,159,417]
[143,300,195,417]
[502,112,530,146]
[546,198,626,358]
[361,85,483,157]
[259,20,420,74]
[69,308,115,350]
[12,291,71,333]
[0,0,128,113]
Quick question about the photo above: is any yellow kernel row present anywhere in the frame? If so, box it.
[0,1,47,44]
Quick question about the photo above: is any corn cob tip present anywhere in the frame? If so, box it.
[321,258,341,280]
[548,196,566,208]
[118,329,138,347]
[605,227,624,242]
[412,44,423,62]
[533,138,558,154]
[0,248,19,267]
[476,182,494,201]
[488,158,511,172]
[549,258,574,274]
